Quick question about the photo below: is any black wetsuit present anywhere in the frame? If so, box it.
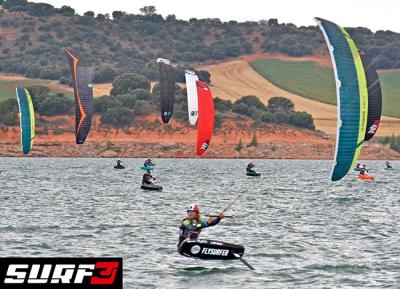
[246,164,255,173]
[178,217,221,246]
[142,173,153,185]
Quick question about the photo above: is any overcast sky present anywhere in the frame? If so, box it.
[31,0,400,32]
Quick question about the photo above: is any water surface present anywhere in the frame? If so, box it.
[0,158,398,288]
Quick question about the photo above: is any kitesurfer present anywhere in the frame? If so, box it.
[355,163,362,170]
[246,162,256,173]
[359,167,367,176]
[143,158,154,168]
[142,170,155,185]
[178,204,224,246]
[114,160,125,169]
[386,161,393,169]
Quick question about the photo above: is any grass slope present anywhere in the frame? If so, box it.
[250,59,400,118]
[0,78,72,101]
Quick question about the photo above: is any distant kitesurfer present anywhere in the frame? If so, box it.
[114,160,125,169]
[178,204,224,246]
[359,167,367,176]
[143,158,154,168]
[355,163,362,170]
[142,170,155,185]
[386,161,392,169]
[246,162,256,173]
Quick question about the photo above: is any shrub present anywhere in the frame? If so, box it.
[214,97,232,112]
[235,95,266,111]
[100,106,133,127]
[268,96,294,113]
[93,96,121,113]
[111,73,150,96]
[36,94,73,116]
[288,111,315,129]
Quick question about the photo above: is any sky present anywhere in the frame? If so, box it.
[31,0,400,32]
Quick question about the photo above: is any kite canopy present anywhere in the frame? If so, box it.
[64,48,93,144]
[185,70,199,125]
[196,81,214,156]
[315,18,381,181]
[360,51,382,141]
[16,87,35,154]
[157,58,175,123]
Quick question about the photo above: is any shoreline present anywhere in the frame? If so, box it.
[1,141,399,160]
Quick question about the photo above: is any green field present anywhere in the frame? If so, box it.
[0,78,70,101]
[250,59,400,118]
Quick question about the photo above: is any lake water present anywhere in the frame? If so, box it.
[0,158,398,288]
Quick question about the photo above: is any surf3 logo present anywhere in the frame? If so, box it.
[0,258,122,289]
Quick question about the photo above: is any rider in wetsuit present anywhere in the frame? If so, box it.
[359,167,367,176]
[143,159,154,168]
[115,160,124,169]
[386,161,393,169]
[142,170,155,185]
[246,162,256,173]
[178,204,224,246]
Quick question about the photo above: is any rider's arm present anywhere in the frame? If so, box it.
[201,215,224,228]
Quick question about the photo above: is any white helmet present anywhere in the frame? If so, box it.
[187,203,200,213]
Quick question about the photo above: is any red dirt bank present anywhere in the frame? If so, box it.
[0,115,399,159]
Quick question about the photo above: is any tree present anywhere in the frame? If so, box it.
[288,111,315,129]
[93,67,115,83]
[249,133,257,147]
[112,11,124,21]
[196,70,211,83]
[214,97,232,112]
[26,85,50,108]
[235,138,243,152]
[84,11,95,18]
[93,96,121,113]
[96,14,106,22]
[235,95,266,111]
[268,97,294,113]
[110,73,150,96]
[268,19,279,26]
[100,106,133,127]
[139,5,157,16]
[0,98,18,117]
[166,14,176,23]
[232,102,250,116]
[260,111,275,123]
[58,5,74,16]
[27,2,55,16]
[37,94,73,116]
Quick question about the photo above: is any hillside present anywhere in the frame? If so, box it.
[0,73,111,99]
[250,58,400,118]
[200,57,400,137]
[1,114,399,160]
